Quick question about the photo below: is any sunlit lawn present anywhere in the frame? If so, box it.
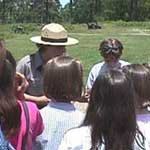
[1,22,150,83]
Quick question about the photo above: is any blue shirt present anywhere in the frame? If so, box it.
[34,101,85,150]
[0,126,15,150]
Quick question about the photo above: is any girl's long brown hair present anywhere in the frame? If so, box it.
[83,70,137,150]
[0,40,21,137]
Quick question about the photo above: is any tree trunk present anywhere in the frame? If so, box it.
[2,0,6,23]
[129,0,138,20]
[45,0,49,23]
[70,0,73,23]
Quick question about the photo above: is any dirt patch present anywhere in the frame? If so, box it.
[122,28,150,36]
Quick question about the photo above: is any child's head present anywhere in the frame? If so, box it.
[0,39,6,66]
[44,56,83,102]
[86,69,135,125]
[0,43,16,93]
[0,41,21,137]
[0,39,5,50]
[123,64,150,108]
[99,39,123,65]
[83,69,136,149]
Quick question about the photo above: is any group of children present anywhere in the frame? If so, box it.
[0,27,150,150]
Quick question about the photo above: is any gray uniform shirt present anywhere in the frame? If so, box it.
[17,51,44,96]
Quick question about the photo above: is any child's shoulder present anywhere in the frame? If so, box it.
[18,101,39,112]
[119,59,130,66]
[91,61,105,70]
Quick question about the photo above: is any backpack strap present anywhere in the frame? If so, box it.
[22,102,30,150]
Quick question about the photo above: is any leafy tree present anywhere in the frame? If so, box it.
[71,0,96,23]
[138,0,150,20]
[101,0,129,20]
[0,0,61,23]
[129,0,139,20]
[1,0,150,23]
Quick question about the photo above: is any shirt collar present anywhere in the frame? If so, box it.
[104,60,121,69]
[48,101,76,111]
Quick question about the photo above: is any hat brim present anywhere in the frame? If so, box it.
[30,36,79,46]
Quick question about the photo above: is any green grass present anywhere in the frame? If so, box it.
[1,22,150,83]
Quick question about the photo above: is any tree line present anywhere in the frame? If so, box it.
[1,0,150,24]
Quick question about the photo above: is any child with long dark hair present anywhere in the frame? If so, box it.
[123,64,150,144]
[0,39,15,149]
[0,39,44,150]
[59,69,149,150]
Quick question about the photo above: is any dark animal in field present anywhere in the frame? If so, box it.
[12,25,25,34]
[87,22,102,29]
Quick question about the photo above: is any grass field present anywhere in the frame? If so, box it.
[1,21,150,83]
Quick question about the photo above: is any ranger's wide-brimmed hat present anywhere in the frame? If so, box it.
[30,23,79,46]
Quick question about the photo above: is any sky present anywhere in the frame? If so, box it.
[59,0,70,7]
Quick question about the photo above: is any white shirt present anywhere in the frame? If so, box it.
[86,60,130,89]
[59,126,150,150]
[137,114,150,145]
[34,102,85,150]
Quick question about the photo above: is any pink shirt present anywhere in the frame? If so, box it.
[9,101,44,150]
